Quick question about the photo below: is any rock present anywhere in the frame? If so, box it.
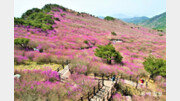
[14,74,21,78]
[126,96,132,101]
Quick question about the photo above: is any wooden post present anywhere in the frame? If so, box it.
[146,81,148,88]
[93,87,96,96]
[62,65,64,69]
[121,74,124,80]
[102,74,104,86]
[136,75,139,89]
[136,80,138,89]
[111,87,113,95]
[115,77,118,85]
[56,68,60,72]
[85,72,88,76]
[59,74,61,81]
[107,91,109,100]
[98,79,100,90]
[88,92,90,101]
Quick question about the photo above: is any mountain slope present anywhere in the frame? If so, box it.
[121,16,149,24]
[140,12,166,31]
[14,4,166,100]
[14,4,166,75]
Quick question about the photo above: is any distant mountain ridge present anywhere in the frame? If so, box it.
[140,12,166,31]
[121,16,149,24]
[119,12,166,32]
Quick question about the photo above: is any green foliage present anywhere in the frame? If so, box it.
[84,40,88,44]
[140,12,166,32]
[95,44,123,64]
[159,33,163,36]
[14,18,26,25]
[42,4,67,12]
[15,10,54,31]
[14,38,30,49]
[111,32,117,36]
[115,82,133,96]
[54,17,60,21]
[122,16,149,24]
[21,8,41,19]
[60,13,66,17]
[39,49,43,53]
[114,52,123,63]
[14,4,67,31]
[104,16,115,21]
[143,56,166,78]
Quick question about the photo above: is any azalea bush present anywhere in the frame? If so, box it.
[69,58,92,75]
[14,69,65,100]
[33,53,57,64]
[14,55,28,65]
[14,3,166,100]
[112,93,126,101]
[14,69,98,101]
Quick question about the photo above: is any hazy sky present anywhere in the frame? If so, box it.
[14,0,166,18]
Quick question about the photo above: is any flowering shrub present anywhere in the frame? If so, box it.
[33,53,56,64]
[132,95,157,101]
[14,68,98,100]
[112,93,126,101]
[14,55,28,65]
[14,3,166,100]
[70,58,91,74]
[14,69,66,100]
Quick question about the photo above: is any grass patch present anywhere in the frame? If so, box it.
[14,61,63,71]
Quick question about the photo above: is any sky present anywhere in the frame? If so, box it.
[14,0,166,18]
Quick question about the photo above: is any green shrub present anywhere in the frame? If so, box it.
[143,56,166,78]
[14,18,26,25]
[84,40,88,44]
[111,32,117,36]
[60,13,66,17]
[42,4,67,12]
[159,33,163,36]
[115,82,133,96]
[14,4,66,31]
[39,49,43,53]
[21,8,41,19]
[14,11,54,31]
[95,44,123,64]
[54,17,60,21]
[14,38,30,49]
[104,16,115,21]
[35,55,54,64]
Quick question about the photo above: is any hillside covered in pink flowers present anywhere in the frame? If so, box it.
[14,4,166,101]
